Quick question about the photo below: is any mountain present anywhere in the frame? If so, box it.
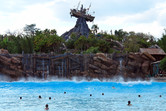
[61,17,90,40]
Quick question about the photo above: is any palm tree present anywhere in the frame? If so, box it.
[91,24,99,34]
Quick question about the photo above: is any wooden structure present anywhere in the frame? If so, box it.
[70,4,95,22]
[140,48,166,61]
[21,53,84,78]
[150,61,166,77]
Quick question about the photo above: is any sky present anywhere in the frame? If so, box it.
[0,0,166,38]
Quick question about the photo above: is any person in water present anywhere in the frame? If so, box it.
[39,95,42,99]
[49,97,51,100]
[20,97,22,99]
[112,86,116,89]
[138,95,141,97]
[45,104,49,110]
[127,101,132,106]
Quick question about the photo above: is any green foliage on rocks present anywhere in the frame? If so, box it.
[123,32,156,52]
[34,29,64,53]
[159,57,166,71]
[84,46,100,54]
[158,34,166,53]
[0,23,163,54]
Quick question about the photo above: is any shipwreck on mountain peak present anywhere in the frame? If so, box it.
[61,4,95,40]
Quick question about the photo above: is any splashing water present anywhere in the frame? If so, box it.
[118,58,123,75]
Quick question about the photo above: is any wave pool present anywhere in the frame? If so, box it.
[0,81,166,111]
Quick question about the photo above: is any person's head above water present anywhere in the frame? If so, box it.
[20,97,22,99]
[39,95,42,99]
[45,104,49,110]
[128,101,132,106]
[112,86,115,88]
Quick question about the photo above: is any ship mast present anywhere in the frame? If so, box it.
[76,1,80,10]
[87,3,91,13]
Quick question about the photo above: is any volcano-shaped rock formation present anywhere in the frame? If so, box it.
[61,4,94,40]
[61,17,90,40]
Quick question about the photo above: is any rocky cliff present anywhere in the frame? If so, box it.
[61,17,90,40]
[79,52,154,80]
[0,49,155,81]
[0,49,23,78]
[123,52,155,79]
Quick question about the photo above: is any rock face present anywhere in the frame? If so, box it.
[0,49,23,78]
[61,17,90,40]
[88,53,119,78]
[80,52,154,80]
[123,52,155,79]
[0,49,155,80]
[0,49,9,55]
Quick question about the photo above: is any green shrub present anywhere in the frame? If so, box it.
[159,57,166,71]
[83,46,100,54]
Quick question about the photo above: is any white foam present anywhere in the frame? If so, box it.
[0,73,157,83]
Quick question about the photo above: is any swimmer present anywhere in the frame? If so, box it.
[64,92,66,94]
[138,95,141,97]
[102,93,104,95]
[39,95,42,99]
[20,97,22,99]
[45,104,49,110]
[112,86,116,89]
[90,94,92,96]
[49,97,51,100]
[127,101,132,106]
[160,95,162,97]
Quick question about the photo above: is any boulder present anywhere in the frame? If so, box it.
[93,61,102,67]
[11,57,21,64]
[0,49,23,78]
[101,64,110,70]
[142,52,156,61]
[95,53,107,60]
[0,49,9,54]
[141,61,150,74]
[89,64,99,70]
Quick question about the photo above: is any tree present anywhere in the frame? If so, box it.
[97,39,110,53]
[34,29,64,53]
[91,24,99,34]
[65,33,78,49]
[46,34,64,52]
[114,29,128,42]
[84,46,100,54]
[0,37,8,49]
[86,37,99,48]
[23,24,38,36]
[124,35,140,52]
[74,35,87,51]
[158,33,166,53]
[159,57,166,71]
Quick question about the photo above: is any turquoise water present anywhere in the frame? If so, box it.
[0,81,166,111]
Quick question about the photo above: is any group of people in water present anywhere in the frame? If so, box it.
[19,92,67,110]
[127,94,162,106]
[19,90,163,110]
